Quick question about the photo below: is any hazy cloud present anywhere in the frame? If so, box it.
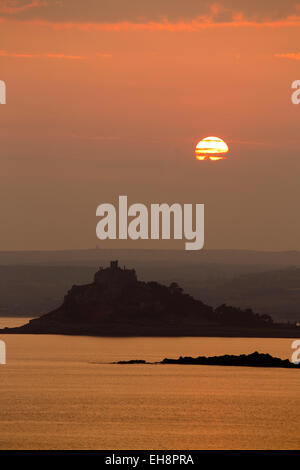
[0,0,47,15]
[1,0,300,23]
[0,50,85,59]
[275,52,300,60]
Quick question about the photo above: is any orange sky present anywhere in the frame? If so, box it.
[1,0,300,251]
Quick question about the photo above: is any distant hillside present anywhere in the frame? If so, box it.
[0,248,299,267]
[188,267,300,323]
[0,265,95,316]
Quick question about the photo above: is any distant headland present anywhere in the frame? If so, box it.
[115,352,300,369]
[1,261,299,337]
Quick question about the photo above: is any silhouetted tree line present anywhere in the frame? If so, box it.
[214,304,273,327]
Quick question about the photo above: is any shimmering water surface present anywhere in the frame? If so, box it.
[0,317,299,450]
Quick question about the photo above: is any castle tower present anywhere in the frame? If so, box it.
[110,260,119,270]
[94,261,137,285]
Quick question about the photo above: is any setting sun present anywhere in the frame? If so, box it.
[195,136,229,161]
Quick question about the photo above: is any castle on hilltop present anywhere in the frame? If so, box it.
[94,260,137,285]
[0,259,287,338]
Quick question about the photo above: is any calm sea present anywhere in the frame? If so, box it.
[0,317,299,450]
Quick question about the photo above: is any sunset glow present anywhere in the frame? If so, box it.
[195,136,229,161]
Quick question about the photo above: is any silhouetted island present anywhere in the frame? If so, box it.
[115,352,300,369]
[1,261,299,337]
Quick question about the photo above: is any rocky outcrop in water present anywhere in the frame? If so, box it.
[116,352,300,369]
